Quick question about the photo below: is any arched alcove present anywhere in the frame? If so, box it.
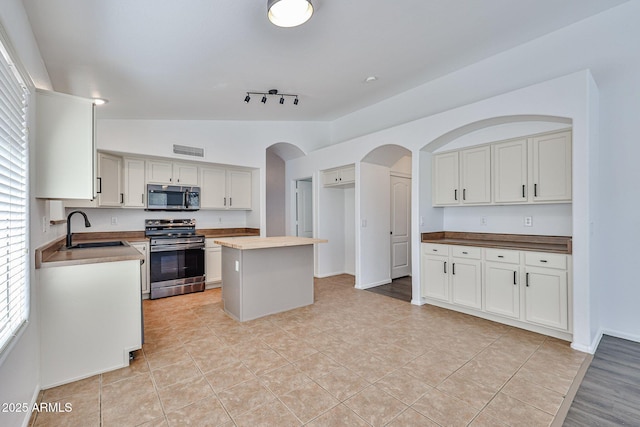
[265,142,306,236]
[357,144,413,290]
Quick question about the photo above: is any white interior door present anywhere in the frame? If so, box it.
[296,179,313,237]
[390,175,411,279]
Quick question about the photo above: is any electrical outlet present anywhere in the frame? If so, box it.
[361,219,367,228]
[218,217,223,224]
[111,216,118,225]
[481,217,487,226]
[42,216,47,233]
[524,216,533,227]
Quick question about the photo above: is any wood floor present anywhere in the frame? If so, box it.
[365,276,412,302]
[563,335,640,426]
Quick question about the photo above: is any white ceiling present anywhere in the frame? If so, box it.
[22,0,626,122]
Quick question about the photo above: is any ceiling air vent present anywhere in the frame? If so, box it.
[173,144,204,158]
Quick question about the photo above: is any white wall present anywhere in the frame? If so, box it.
[358,163,392,288]
[67,208,249,232]
[265,150,285,236]
[0,2,54,426]
[343,188,355,275]
[316,185,346,277]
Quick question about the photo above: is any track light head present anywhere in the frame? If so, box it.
[279,96,285,105]
[244,94,251,103]
[293,97,299,105]
[261,95,267,104]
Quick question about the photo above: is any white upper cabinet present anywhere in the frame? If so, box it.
[227,170,252,209]
[432,152,459,205]
[432,129,572,207]
[96,152,123,207]
[173,162,199,186]
[460,146,491,204]
[323,165,355,187]
[200,167,227,209]
[200,167,252,210]
[146,160,173,184]
[531,131,572,202]
[433,146,490,206]
[492,139,528,203]
[35,90,96,199]
[146,160,198,185]
[123,158,146,208]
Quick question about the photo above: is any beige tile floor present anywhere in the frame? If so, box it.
[30,274,587,426]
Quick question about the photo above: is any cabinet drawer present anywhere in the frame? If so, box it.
[451,246,481,259]
[485,248,520,264]
[422,243,448,256]
[525,252,567,269]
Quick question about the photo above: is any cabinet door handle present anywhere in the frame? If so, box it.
[526,272,530,287]
[452,263,455,275]
[224,197,226,206]
[534,183,538,197]
[498,255,504,258]
[229,197,232,206]
[444,262,447,274]
[462,251,468,254]
[454,189,457,201]
[141,194,144,204]
[513,271,517,285]
[120,193,124,204]
[97,177,102,194]
[522,184,525,198]
[540,259,548,263]
[463,189,466,200]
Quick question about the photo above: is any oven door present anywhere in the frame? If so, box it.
[149,246,205,288]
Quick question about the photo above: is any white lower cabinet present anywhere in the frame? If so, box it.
[484,249,521,319]
[205,239,222,285]
[420,244,481,308]
[524,252,569,330]
[130,241,150,295]
[421,243,571,338]
[421,244,450,301]
[451,258,482,309]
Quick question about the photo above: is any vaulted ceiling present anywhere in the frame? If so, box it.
[22,0,627,121]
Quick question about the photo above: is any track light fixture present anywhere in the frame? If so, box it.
[244,89,300,105]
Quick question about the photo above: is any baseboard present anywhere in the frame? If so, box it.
[571,329,603,354]
[315,271,346,279]
[21,382,42,427]
[355,279,391,290]
[600,328,640,344]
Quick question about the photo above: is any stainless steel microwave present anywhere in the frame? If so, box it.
[146,184,200,211]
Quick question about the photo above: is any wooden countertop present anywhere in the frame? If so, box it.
[421,231,572,254]
[214,236,328,250]
[35,237,143,269]
[36,228,261,268]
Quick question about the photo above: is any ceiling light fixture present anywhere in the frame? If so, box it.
[244,89,300,106]
[267,0,314,28]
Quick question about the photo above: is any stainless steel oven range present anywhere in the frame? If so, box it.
[145,219,205,299]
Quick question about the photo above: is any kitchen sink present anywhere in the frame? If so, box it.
[67,241,127,249]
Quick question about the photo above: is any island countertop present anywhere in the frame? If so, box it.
[214,236,328,250]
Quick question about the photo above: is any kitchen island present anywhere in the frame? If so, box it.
[213,236,327,321]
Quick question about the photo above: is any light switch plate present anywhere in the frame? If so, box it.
[524,216,533,227]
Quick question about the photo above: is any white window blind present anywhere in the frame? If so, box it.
[0,38,29,354]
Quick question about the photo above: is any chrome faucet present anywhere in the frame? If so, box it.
[66,210,92,248]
